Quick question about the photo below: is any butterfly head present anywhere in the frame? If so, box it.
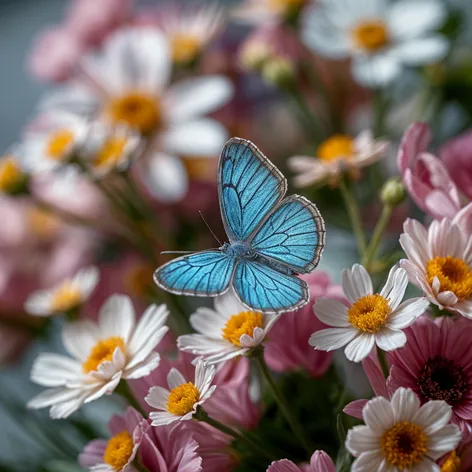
[222,241,255,260]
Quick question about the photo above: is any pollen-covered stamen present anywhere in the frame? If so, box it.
[426,256,472,300]
[82,336,126,373]
[222,311,263,346]
[441,450,461,472]
[317,135,354,162]
[106,92,162,135]
[352,20,390,51]
[167,382,200,416]
[94,137,129,169]
[417,356,468,406]
[347,294,391,333]
[46,129,75,160]
[51,283,83,313]
[0,157,25,192]
[171,34,202,64]
[103,430,134,470]
[381,421,428,469]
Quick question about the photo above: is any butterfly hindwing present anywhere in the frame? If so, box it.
[154,250,236,296]
[233,259,308,314]
[218,138,287,242]
[251,195,326,274]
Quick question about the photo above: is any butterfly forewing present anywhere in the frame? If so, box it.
[218,138,287,243]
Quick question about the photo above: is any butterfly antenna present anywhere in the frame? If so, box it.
[161,250,197,255]
[199,211,222,246]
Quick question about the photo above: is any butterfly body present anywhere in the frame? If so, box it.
[155,137,326,314]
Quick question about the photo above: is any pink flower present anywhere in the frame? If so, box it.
[388,316,472,430]
[140,423,203,472]
[27,28,84,83]
[264,272,342,377]
[266,450,336,472]
[79,407,148,471]
[440,129,472,201]
[0,324,31,366]
[397,122,463,220]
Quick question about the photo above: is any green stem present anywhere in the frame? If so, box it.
[373,89,388,138]
[377,346,390,379]
[194,406,276,462]
[254,350,312,455]
[116,380,147,418]
[339,178,366,257]
[362,204,393,271]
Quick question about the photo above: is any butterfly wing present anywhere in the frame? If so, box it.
[250,195,326,274]
[218,137,287,243]
[154,250,236,297]
[233,259,308,314]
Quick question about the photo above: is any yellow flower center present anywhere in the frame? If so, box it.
[352,20,390,52]
[82,336,126,373]
[167,382,200,416]
[51,283,83,313]
[268,0,305,16]
[106,92,162,135]
[124,263,155,298]
[381,421,428,469]
[103,430,134,470]
[94,137,129,169]
[426,256,472,300]
[222,311,263,346]
[441,451,461,472]
[28,208,60,240]
[171,34,202,64]
[0,156,24,192]
[348,294,391,333]
[46,129,75,160]
[317,135,354,162]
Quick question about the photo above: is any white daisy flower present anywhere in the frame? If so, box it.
[41,28,233,200]
[346,387,462,471]
[80,123,142,177]
[155,3,225,66]
[400,218,472,318]
[177,289,280,364]
[21,111,89,174]
[302,0,449,87]
[25,266,99,317]
[289,130,389,187]
[233,0,308,25]
[145,357,216,426]
[28,294,169,419]
[310,264,429,362]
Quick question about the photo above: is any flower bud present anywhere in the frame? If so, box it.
[239,41,272,72]
[381,177,406,207]
[261,57,295,88]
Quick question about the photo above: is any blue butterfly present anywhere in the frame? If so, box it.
[154,137,326,314]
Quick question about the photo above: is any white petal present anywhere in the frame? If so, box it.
[344,333,375,362]
[313,298,349,327]
[386,298,429,329]
[388,0,447,40]
[165,76,233,123]
[214,288,247,318]
[62,320,99,361]
[346,425,381,455]
[167,368,187,390]
[143,152,188,203]
[391,387,420,422]
[363,396,395,433]
[309,327,358,351]
[427,425,462,460]
[189,307,226,338]
[389,36,449,65]
[30,353,83,387]
[145,386,170,410]
[149,411,179,426]
[342,264,373,303]
[99,294,135,342]
[351,452,385,472]
[380,266,408,310]
[375,328,406,351]
[161,119,228,157]
[352,55,401,88]
[412,400,452,435]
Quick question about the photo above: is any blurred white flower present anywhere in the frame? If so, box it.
[302,0,448,87]
[25,266,99,316]
[289,130,389,187]
[41,28,233,201]
[28,294,169,419]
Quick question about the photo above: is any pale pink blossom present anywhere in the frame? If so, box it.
[398,122,463,219]
[264,272,342,377]
[267,450,336,472]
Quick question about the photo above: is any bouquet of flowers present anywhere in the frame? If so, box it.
[2,0,472,471]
